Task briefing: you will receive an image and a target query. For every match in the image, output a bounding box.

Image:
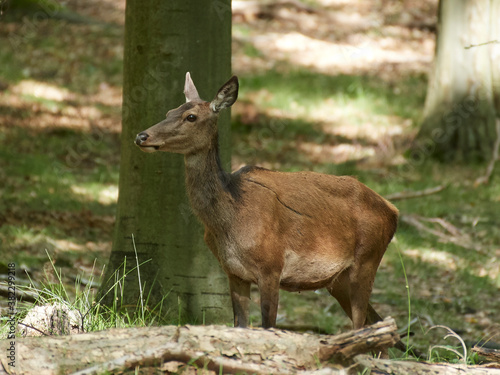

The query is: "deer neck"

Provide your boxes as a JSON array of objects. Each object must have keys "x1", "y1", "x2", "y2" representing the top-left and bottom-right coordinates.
[{"x1": 184, "y1": 138, "x2": 234, "y2": 228}]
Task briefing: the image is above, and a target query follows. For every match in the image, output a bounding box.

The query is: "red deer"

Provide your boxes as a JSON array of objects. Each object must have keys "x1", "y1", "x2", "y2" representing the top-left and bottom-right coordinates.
[{"x1": 136, "y1": 73, "x2": 411, "y2": 353}]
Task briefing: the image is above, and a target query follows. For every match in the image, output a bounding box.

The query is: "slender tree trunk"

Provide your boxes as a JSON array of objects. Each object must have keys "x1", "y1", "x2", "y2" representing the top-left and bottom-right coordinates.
[
  {"x1": 414, "y1": 0, "x2": 497, "y2": 162},
  {"x1": 99, "y1": 0, "x2": 233, "y2": 324},
  {"x1": 491, "y1": 0, "x2": 500, "y2": 114}
]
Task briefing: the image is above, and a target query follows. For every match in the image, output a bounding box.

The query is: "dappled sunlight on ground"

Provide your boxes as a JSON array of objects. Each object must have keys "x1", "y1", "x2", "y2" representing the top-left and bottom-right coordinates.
[
  {"x1": 233, "y1": 0, "x2": 436, "y2": 77},
  {"x1": 232, "y1": 0, "x2": 435, "y2": 168},
  {"x1": 0, "y1": 80, "x2": 122, "y2": 133},
  {"x1": 297, "y1": 141, "x2": 376, "y2": 164},
  {"x1": 12, "y1": 80, "x2": 72, "y2": 102},
  {"x1": 248, "y1": 29, "x2": 433, "y2": 76},
  {"x1": 404, "y1": 248, "x2": 459, "y2": 271},
  {"x1": 65, "y1": 0, "x2": 125, "y2": 25},
  {"x1": 71, "y1": 184, "x2": 119, "y2": 205}
]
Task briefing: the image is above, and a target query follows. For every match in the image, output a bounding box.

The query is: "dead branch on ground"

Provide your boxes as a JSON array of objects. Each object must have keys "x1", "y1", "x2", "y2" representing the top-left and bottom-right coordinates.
[
  {"x1": 385, "y1": 185, "x2": 447, "y2": 201},
  {"x1": 400, "y1": 214, "x2": 482, "y2": 252},
  {"x1": 355, "y1": 355, "x2": 500, "y2": 374},
  {"x1": 0, "y1": 284, "x2": 38, "y2": 303},
  {"x1": 0, "y1": 318, "x2": 399, "y2": 375},
  {"x1": 472, "y1": 346, "x2": 500, "y2": 367}
]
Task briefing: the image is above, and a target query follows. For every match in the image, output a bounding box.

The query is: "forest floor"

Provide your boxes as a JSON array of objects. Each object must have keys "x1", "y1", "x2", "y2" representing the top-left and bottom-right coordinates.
[{"x1": 0, "y1": 0, "x2": 499, "y2": 362}]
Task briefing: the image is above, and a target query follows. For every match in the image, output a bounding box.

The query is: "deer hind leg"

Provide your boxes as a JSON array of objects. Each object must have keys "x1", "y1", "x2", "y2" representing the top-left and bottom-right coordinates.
[
  {"x1": 366, "y1": 303, "x2": 384, "y2": 324},
  {"x1": 348, "y1": 260, "x2": 380, "y2": 329},
  {"x1": 326, "y1": 272, "x2": 353, "y2": 321},
  {"x1": 328, "y1": 266, "x2": 393, "y2": 359},
  {"x1": 229, "y1": 275, "x2": 251, "y2": 328},
  {"x1": 327, "y1": 263, "x2": 379, "y2": 330}
]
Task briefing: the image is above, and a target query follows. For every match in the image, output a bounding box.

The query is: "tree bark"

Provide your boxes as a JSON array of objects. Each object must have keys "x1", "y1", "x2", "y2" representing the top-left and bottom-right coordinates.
[
  {"x1": 98, "y1": 0, "x2": 233, "y2": 324},
  {"x1": 490, "y1": 0, "x2": 500, "y2": 114},
  {"x1": 414, "y1": 0, "x2": 497, "y2": 162},
  {"x1": 0, "y1": 319, "x2": 400, "y2": 375}
]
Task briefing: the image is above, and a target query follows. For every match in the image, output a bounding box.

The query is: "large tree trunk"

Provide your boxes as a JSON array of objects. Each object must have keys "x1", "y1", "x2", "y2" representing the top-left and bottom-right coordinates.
[
  {"x1": 414, "y1": 0, "x2": 498, "y2": 162},
  {"x1": 99, "y1": 0, "x2": 233, "y2": 324}
]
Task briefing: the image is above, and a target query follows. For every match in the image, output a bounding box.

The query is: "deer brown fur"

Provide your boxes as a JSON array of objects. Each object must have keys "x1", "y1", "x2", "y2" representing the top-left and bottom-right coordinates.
[{"x1": 135, "y1": 73, "x2": 400, "y2": 334}]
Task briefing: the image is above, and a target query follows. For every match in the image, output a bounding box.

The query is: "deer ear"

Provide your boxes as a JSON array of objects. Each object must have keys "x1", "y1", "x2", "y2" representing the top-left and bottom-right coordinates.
[
  {"x1": 210, "y1": 76, "x2": 239, "y2": 113},
  {"x1": 184, "y1": 72, "x2": 201, "y2": 102}
]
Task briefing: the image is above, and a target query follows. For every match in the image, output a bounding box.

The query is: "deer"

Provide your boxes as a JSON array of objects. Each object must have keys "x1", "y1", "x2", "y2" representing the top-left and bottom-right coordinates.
[{"x1": 135, "y1": 72, "x2": 415, "y2": 355}]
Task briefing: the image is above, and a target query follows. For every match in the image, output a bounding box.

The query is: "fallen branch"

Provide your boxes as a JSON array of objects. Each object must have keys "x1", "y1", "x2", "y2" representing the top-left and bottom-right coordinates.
[
  {"x1": 0, "y1": 284, "x2": 38, "y2": 303},
  {"x1": 0, "y1": 318, "x2": 399, "y2": 375},
  {"x1": 400, "y1": 214, "x2": 481, "y2": 251},
  {"x1": 472, "y1": 346, "x2": 500, "y2": 366},
  {"x1": 355, "y1": 355, "x2": 500, "y2": 374},
  {"x1": 385, "y1": 185, "x2": 447, "y2": 201}
]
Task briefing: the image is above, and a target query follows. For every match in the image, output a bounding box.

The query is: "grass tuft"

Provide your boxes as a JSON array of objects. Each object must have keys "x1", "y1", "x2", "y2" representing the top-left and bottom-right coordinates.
[{"x1": 0, "y1": 252, "x2": 170, "y2": 338}]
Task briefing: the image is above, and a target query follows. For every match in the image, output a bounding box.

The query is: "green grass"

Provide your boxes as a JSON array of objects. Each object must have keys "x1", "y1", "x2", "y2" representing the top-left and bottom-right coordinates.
[
  {"x1": 0, "y1": 252, "x2": 171, "y2": 339},
  {"x1": 238, "y1": 69, "x2": 426, "y2": 123}
]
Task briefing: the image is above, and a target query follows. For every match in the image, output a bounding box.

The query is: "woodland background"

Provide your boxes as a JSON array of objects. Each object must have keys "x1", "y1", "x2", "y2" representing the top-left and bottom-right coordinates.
[{"x1": 0, "y1": 0, "x2": 499, "y2": 363}]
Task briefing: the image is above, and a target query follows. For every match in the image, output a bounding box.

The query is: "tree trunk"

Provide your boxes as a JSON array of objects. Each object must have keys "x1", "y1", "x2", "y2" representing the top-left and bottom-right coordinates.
[
  {"x1": 99, "y1": 0, "x2": 233, "y2": 324},
  {"x1": 414, "y1": 0, "x2": 497, "y2": 162},
  {"x1": 491, "y1": 0, "x2": 500, "y2": 114}
]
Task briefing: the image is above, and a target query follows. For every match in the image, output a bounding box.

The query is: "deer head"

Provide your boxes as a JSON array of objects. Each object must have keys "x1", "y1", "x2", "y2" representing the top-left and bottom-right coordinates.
[{"x1": 135, "y1": 72, "x2": 238, "y2": 155}]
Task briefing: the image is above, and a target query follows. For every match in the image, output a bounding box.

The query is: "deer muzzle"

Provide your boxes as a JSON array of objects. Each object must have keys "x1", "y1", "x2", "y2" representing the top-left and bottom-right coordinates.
[{"x1": 135, "y1": 132, "x2": 160, "y2": 153}]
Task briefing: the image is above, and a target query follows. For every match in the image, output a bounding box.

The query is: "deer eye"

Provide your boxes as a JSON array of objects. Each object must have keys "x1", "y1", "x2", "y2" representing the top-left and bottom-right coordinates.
[{"x1": 186, "y1": 114, "x2": 197, "y2": 122}]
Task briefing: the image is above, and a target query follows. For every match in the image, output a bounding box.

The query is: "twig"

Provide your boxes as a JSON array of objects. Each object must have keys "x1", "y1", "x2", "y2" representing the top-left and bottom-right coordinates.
[
  {"x1": 17, "y1": 322, "x2": 50, "y2": 337},
  {"x1": 475, "y1": 118, "x2": 500, "y2": 186},
  {"x1": 400, "y1": 214, "x2": 482, "y2": 252},
  {"x1": 0, "y1": 284, "x2": 39, "y2": 303},
  {"x1": 421, "y1": 217, "x2": 462, "y2": 237},
  {"x1": 464, "y1": 40, "x2": 500, "y2": 49},
  {"x1": 385, "y1": 185, "x2": 447, "y2": 201}
]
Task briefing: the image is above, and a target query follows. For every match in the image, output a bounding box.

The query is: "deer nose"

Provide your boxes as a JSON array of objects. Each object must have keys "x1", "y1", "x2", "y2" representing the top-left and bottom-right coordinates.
[{"x1": 135, "y1": 132, "x2": 149, "y2": 145}]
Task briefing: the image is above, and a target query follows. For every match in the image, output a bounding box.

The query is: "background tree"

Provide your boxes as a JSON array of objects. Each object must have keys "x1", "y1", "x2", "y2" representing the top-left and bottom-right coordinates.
[
  {"x1": 415, "y1": 0, "x2": 499, "y2": 162},
  {"x1": 99, "y1": 0, "x2": 233, "y2": 324},
  {"x1": 491, "y1": 1, "x2": 500, "y2": 114}
]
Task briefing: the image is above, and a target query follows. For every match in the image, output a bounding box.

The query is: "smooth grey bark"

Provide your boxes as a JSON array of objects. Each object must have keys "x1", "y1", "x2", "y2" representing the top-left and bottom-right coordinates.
[
  {"x1": 99, "y1": 0, "x2": 233, "y2": 324},
  {"x1": 414, "y1": 0, "x2": 498, "y2": 162},
  {"x1": 491, "y1": 1, "x2": 500, "y2": 113}
]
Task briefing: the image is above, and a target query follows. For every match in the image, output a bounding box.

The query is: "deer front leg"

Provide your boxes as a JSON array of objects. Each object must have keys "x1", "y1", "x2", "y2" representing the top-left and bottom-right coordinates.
[
  {"x1": 229, "y1": 275, "x2": 251, "y2": 328},
  {"x1": 258, "y1": 274, "x2": 281, "y2": 328}
]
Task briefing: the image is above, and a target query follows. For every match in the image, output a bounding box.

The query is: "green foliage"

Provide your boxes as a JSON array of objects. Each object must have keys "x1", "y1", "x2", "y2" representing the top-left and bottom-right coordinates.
[
  {"x1": 6, "y1": 0, "x2": 64, "y2": 13},
  {"x1": 0, "y1": 251, "x2": 171, "y2": 339},
  {"x1": 239, "y1": 69, "x2": 426, "y2": 122}
]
